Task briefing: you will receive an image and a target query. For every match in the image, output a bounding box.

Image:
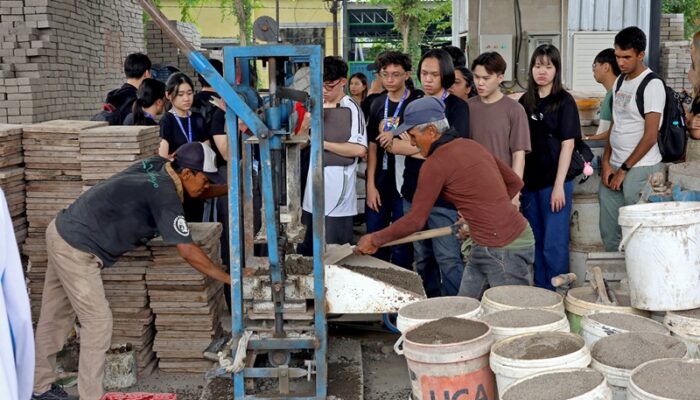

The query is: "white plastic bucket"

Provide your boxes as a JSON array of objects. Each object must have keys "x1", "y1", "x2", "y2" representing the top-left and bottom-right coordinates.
[
  {"x1": 571, "y1": 195, "x2": 604, "y2": 247},
  {"x1": 395, "y1": 317, "x2": 496, "y2": 400},
  {"x1": 501, "y1": 368, "x2": 612, "y2": 400},
  {"x1": 618, "y1": 202, "x2": 700, "y2": 311},
  {"x1": 480, "y1": 308, "x2": 569, "y2": 342},
  {"x1": 581, "y1": 311, "x2": 669, "y2": 347},
  {"x1": 481, "y1": 285, "x2": 564, "y2": 315},
  {"x1": 589, "y1": 333, "x2": 687, "y2": 400},
  {"x1": 664, "y1": 308, "x2": 700, "y2": 358},
  {"x1": 396, "y1": 296, "x2": 482, "y2": 333},
  {"x1": 627, "y1": 358, "x2": 700, "y2": 400},
  {"x1": 489, "y1": 332, "x2": 591, "y2": 396},
  {"x1": 565, "y1": 287, "x2": 649, "y2": 334}
]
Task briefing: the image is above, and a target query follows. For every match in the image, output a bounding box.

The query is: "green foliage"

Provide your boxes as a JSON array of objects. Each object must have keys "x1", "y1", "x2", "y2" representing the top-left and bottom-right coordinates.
[
  {"x1": 369, "y1": 0, "x2": 451, "y2": 65},
  {"x1": 218, "y1": 0, "x2": 259, "y2": 44},
  {"x1": 663, "y1": 0, "x2": 700, "y2": 38}
]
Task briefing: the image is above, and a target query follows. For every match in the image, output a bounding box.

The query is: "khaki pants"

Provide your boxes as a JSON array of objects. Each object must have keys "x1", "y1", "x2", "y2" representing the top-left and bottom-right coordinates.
[{"x1": 34, "y1": 219, "x2": 111, "y2": 400}]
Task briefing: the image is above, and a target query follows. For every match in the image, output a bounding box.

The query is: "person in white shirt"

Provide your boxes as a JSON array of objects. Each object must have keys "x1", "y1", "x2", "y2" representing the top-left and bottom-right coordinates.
[
  {"x1": 298, "y1": 56, "x2": 368, "y2": 254},
  {"x1": 0, "y1": 187, "x2": 34, "y2": 400},
  {"x1": 599, "y1": 26, "x2": 665, "y2": 251}
]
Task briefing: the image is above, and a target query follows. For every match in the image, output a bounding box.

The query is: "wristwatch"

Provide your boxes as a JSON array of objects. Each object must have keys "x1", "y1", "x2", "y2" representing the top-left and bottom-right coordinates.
[{"x1": 620, "y1": 162, "x2": 631, "y2": 172}]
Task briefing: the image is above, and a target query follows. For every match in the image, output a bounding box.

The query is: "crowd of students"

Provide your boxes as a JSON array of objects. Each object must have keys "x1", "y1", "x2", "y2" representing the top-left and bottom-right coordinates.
[{"x1": 97, "y1": 25, "x2": 700, "y2": 301}]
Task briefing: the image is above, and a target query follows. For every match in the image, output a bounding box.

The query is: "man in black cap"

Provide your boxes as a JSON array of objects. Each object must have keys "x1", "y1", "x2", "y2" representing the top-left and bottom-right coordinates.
[
  {"x1": 356, "y1": 97, "x2": 535, "y2": 299},
  {"x1": 32, "y1": 142, "x2": 229, "y2": 400}
]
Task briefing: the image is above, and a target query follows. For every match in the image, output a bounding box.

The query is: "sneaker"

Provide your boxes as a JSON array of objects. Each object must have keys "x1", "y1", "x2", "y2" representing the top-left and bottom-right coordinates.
[{"x1": 31, "y1": 384, "x2": 78, "y2": 400}]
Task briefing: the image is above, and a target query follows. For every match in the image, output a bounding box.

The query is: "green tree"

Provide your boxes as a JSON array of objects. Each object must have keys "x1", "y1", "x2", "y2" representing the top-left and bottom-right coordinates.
[
  {"x1": 663, "y1": 0, "x2": 700, "y2": 39},
  {"x1": 371, "y1": 0, "x2": 451, "y2": 63},
  {"x1": 218, "y1": 0, "x2": 257, "y2": 46}
]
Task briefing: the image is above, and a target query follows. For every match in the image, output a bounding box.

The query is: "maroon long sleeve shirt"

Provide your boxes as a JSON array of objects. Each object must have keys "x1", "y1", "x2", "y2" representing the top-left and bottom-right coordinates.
[{"x1": 372, "y1": 138, "x2": 527, "y2": 248}]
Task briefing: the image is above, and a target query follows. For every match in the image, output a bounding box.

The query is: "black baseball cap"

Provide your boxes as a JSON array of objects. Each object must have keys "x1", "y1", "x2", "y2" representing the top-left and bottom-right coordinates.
[{"x1": 174, "y1": 142, "x2": 219, "y2": 180}]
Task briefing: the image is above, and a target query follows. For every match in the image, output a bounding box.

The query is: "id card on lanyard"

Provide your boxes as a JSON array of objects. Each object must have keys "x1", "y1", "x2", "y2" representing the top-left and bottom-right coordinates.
[
  {"x1": 170, "y1": 109, "x2": 193, "y2": 143},
  {"x1": 382, "y1": 88, "x2": 409, "y2": 170}
]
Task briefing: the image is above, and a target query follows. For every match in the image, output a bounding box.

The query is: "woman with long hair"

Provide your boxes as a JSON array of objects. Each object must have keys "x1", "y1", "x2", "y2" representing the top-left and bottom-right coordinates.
[
  {"x1": 124, "y1": 78, "x2": 166, "y2": 126},
  {"x1": 518, "y1": 44, "x2": 580, "y2": 290},
  {"x1": 348, "y1": 72, "x2": 368, "y2": 104}
]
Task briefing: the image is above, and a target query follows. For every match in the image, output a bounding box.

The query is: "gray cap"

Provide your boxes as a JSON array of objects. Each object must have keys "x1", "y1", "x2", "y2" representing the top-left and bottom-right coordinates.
[{"x1": 394, "y1": 96, "x2": 446, "y2": 134}]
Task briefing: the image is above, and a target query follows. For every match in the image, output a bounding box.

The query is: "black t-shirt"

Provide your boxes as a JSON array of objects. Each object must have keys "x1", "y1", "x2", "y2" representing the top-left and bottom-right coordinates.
[
  {"x1": 520, "y1": 91, "x2": 581, "y2": 191},
  {"x1": 123, "y1": 113, "x2": 158, "y2": 126},
  {"x1": 192, "y1": 91, "x2": 220, "y2": 131},
  {"x1": 367, "y1": 89, "x2": 424, "y2": 199},
  {"x1": 209, "y1": 108, "x2": 227, "y2": 167},
  {"x1": 402, "y1": 94, "x2": 470, "y2": 204},
  {"x1": 692, "y1": 94, "x2": 700, "y2": 115},
  {"x1": 55, "y1": 157, "x2": 192, "y2": 266},
  {"x1": 361, "y1": 91, "x2": 386, "y2": 121},
  {"x1": 159, "y1": 111, "x2": 211, "y2": 153}
]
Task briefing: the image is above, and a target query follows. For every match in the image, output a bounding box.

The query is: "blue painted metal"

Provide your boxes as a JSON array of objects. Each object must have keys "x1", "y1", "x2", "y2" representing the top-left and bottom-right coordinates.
[{"x1": 214, "y1": 44, "x2": 327, "y2": 399}]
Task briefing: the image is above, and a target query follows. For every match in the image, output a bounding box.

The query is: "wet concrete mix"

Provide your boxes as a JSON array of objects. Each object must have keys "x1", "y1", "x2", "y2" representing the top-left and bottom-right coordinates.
[
  {"x1": 487, "y1": 286, "x2": 561, "y2": 308},
  {"x1": 502, "y1": 369, "x2": 604, "y2": 400},
  {"x1": 405, "y1": 317, "x2": 489, "y2": 345},
  {"x1": 341, "y1": 265, "x2": 424, "y2": 295},
  {"x1": 591, "y1": 332, "x2": 686, "y2": 370},
  {"x1": 399, "y1": 297, "x2": 480, "y2": 320},
  {"x1": 588, "y1": 312, "x2": 667, "y2": 334},
  {"x1": 633, "y1": 359, "x2": 700, "y2": 400},
  {"x1": 494, "y1": 333, "x2": 582, "y2": 360},
  {"x1": 482, "y1": 309, "x2": 562, "y2": 328}
]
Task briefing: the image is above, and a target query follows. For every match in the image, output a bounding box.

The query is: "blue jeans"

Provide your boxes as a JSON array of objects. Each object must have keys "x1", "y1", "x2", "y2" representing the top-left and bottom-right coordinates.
[
  {"x1": 458, "y1": 244, "x2": 534, "y2": 298},
  {"x1": 404, "y1": 200, "x2": 464, "y2": 297},
  {"x1": 365, "y1": 195, "x2": 413, "y2": 269},
  {"x1": 521, "y1": 181, "x2": 574, "y2": 290}
]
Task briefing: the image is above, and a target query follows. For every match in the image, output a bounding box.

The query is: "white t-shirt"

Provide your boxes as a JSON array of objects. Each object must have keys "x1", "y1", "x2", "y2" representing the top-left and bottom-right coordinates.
[
  {"x1": 610, "y1": 68, "x2": 664, "y2": 167},
  {"x1": 303, "y1": 96, "x2": 368, "y2": 217}
]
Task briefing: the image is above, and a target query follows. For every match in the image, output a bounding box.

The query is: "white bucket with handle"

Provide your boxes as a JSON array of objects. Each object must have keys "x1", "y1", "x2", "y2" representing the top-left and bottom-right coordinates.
[{"x1": 618, "y1": 202, "x2": 700, "y2": 311}]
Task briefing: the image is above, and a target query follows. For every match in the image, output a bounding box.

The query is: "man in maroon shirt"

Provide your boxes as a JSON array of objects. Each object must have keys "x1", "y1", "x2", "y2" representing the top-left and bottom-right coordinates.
[{"x1": 356, "y1": 97, "x2": 535, "y2": 298}]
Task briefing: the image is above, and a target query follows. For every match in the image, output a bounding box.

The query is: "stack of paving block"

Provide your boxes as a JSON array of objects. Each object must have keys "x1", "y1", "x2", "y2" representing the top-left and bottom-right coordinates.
[
  {"x1": 79, "y1": 125, "x2": 160, "y2": 189},
  {"x1": 146, "y1": 20, "x2": 206, "y2": 87},
  {"x1": 103, "y1": 246, "x2": 158, "y2": 377},
  {"x1": 0, "y1": 124, "x2": 26, "y2": 247},
  {"x1": 147, "y1": 223, "x2": 226, "y2": 373},
  {"x1": 21, "y1": 120, "x2": 107, "y2": 319},
  {"x1": 660, "y1": 14, "x2": 691, "y2": 92}
]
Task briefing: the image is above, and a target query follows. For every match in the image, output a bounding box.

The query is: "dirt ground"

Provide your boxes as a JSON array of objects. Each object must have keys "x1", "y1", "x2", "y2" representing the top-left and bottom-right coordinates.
[{"x1": 65, "y1": 324, "x2": 411, "y2": 399}]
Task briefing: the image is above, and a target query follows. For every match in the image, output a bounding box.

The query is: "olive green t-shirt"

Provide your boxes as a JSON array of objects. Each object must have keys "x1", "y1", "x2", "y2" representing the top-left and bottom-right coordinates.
[{"x1": 600, "y1": 90, "x2": 613, "y2": 122}]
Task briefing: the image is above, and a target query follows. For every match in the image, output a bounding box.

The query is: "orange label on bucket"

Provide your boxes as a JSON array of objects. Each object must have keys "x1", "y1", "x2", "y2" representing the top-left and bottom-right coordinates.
[{"x1": 419, "y1": 365, "x2": 496, "y2": 400}]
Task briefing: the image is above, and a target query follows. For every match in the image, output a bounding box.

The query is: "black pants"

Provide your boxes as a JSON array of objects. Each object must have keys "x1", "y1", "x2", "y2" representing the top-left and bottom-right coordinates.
[{"x1": 297, "y1": 211, "x2": 353, "y2": 256}]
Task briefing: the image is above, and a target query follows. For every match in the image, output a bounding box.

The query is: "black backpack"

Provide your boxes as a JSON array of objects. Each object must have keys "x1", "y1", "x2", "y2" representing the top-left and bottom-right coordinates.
[
  {"x1": 91, "y1": 100, "x2": 134, "y2": 126},
  {"x1": 614, "y1": 72, "x2": 687, "y2": 162}
]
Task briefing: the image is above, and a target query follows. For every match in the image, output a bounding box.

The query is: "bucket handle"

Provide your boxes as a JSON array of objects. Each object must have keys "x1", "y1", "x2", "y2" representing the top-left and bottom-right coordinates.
[
  {"x1": 618, "y1": 222, "x2": 642, "y2": 252},
  {"x1": 393, "y1": 334, "x2": 405, "y2": 356}
]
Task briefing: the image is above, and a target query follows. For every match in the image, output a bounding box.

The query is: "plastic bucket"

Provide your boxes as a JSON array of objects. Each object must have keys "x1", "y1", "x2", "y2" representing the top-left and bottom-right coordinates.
[
  {"x1": 581, "y1": 311, "x2": 669, "y2": 347},
  {"x1": 571, "y1": 195, "x2": 605, "y2": 247},
  {"x1": 590, "y1": 333, "x2": 687, "y2": 400},
  {"x1": 565, "y1": 287, "x2": 648, "y2": 334},
  {"x1": 618, "y1": 202, "x2": 700, "y2": 311},
  {"x1": 627, "y1": 358, "x2": 700, "y2": 400},
  {"x1": 501, "y1": 368, "x2": 612, "y2": 400},
  {"x1": 481, "y1": 285, "x2": 564, "y2": 315},
  {"x1": 664, "y1": 308, "x2": 700, "y2": 358},
  {"x1": 490, "y1": 332, "x2": 591, "y2": 396},
  {"x1": 480, "y1": 308, "x2": 570, "y2": 342},
  {"x1": 395, "y1": 317, "x2": 496, "y2": 400},
  {"x1": 396, "y1": 296, "x2": 482, "y2": 333}
]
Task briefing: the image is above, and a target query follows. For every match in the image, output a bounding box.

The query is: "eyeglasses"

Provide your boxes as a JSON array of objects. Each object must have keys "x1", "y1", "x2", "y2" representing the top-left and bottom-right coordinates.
[
  {"x1": 323, "y1": 79, "x2": 342, "y2": 91},
  {"x1": 380, "y1": 71, "x2": 405, "y2": 80}
]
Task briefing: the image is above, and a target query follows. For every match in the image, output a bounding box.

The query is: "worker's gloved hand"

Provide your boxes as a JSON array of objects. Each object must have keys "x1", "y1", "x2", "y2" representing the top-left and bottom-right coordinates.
[{"x1": 355, "y1": 234, "x2": 379, "y2": 255}]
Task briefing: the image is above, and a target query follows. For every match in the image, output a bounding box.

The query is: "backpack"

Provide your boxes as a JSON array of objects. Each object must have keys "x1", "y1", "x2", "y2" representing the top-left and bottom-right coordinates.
[
  {"x1": 567, "y1": 137, "x2": 595, "y2": 181},
  {"x1": 614, "y1": 72, "x2": 687, "y2": 162},
  {"x1": 91, "y1": 100, "x2": 134, "y2": 125}
]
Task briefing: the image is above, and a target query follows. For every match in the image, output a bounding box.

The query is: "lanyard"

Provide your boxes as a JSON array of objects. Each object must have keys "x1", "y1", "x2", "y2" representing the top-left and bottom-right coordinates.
[
  {"x1": 383, "y1": 88, "x2": 409, "y2": 131},
  {"x1": 441, "y1": 90, "x2": 449, "y2": 104},
  {"x1": 170, "y1": 109, "x2": 192, "y2": 143}
]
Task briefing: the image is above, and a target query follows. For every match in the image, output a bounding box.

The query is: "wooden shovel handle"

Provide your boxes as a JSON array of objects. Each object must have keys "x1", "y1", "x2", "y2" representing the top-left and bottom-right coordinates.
[{"x1": 381, "y1": 224, "x2": 469, "y2": 247}]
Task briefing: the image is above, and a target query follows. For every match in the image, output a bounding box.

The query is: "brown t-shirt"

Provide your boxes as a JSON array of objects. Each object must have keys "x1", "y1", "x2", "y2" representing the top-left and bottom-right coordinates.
[
  {"x1": 372, "y1": 138, "x2": 527, "y2": 248},
  {"x1": 467, "y1": 95, "x2": 531, "y2": 166}
]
